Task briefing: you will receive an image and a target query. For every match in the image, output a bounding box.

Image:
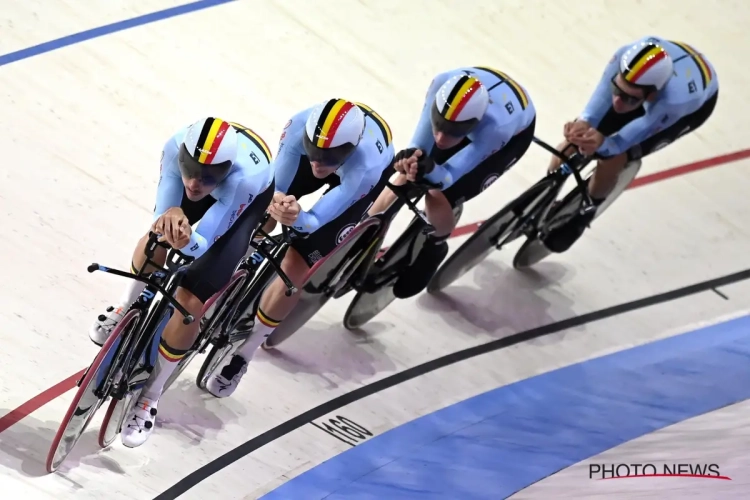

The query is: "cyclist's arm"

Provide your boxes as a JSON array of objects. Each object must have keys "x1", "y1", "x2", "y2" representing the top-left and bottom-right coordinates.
[
  {"x1": 153, "y1": 138, "x2": 185, "y2": 221},
  {"x1": 596, "y1": 100, "x2": 680, "y2": 157},
  {"x1": 272, "y1": 115, "x2": 307, "y2": 194},
  {"x1": 180, "y1": 175, "x2": 264, "y2": 258},
  {"x1": 292, "y1": 167, "x2": 373, "y2": 233},
  {"x1": 424, "y1": 124, "x2": 513, "y2": 189},
  {"x1": 579, "y1": 47, "x2": 627, "y2": 127}
]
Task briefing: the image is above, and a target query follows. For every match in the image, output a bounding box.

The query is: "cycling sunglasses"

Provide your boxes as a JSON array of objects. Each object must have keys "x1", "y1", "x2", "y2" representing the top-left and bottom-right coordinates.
[
  {"x1": 178, "y1": 144, "x2": 232, "y2": 186},
  {"x1": 610, "y1": 75, "x2": 646, "y2": 106}
]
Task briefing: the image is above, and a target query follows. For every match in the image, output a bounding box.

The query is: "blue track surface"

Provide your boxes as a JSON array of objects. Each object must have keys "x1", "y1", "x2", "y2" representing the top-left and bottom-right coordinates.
[{"x1": 262, "y1": 315, "x2": 750, "y2": 499}]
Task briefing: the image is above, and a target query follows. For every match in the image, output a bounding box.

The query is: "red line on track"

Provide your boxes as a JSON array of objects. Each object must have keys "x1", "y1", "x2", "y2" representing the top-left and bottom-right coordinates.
[
  {"x1": 627, "y1": 148, "x2": 750, "y2": 189},
  {"x1": 447, "y1": 148, "x2": 749, "y2": 239},
  {"x1": 0, "y1": 148, "x2": 746, "y2": 434},
  {"x1": 600, "y1": 473, "x2": 732, "y2": 480},
  {"x1": 0, "y1": 370, "x2": 84, "y2": 433}
]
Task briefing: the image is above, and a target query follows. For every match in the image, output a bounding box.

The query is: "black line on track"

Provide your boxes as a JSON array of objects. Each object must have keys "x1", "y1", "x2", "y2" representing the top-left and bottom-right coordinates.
[
  {"x1": 153, "y1": 267, "x2": 750, "y2": 500},
  {"x1": 712, "y1": 287, "x2": 730, "y2": 300}
]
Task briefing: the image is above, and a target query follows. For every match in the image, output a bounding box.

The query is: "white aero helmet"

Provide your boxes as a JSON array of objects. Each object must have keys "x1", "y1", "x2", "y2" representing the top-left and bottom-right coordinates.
[
  {"x1": 179, "y1": 117, "x2": 238, "y2": 184},
  {"x1": 619, "y1": 40, "x2": 674, "y2": 92},
  {"x1": 431, "y1": 73, "x2": 489, "y2": 137},
  {"x1": 303, "y1": 99, "x2": 365, "y2": 166}
]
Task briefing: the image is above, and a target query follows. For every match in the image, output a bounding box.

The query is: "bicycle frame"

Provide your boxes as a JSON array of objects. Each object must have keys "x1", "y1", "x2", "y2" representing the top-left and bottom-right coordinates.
[
  {"x1": 85, "y1": 221, "x2": 299, "y2": 397},
  {"x1": 532, "y1": 137, "x2": 596, "y2": 213},
  {"x1": 214, "y1": 222, "x2": 299, "y2": 339},
  {"x1": 347, "y1": 179, "x2": 441, "y2": 293},
  {"x1": 477, "y1": 138, "x2": 596, "y2": 247},
  {"x1": 86, "y1": 233, "x2": 195, "y2": 399}
]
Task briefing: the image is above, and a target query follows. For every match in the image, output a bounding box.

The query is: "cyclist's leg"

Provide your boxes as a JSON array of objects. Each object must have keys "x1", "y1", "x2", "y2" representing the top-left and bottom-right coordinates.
[
  {"x1": 89, "y1": 191, "x2": 217, "y2": 345},
  {"x1": 120, "y1": 183, "x2": 273, "y2": 447},
  {"x1": 204, "y1": 245, "x2": 311, "y2": 397},
  {"x1": 394, "y1": 119, "x2": 536, "y2": 298},
  {"x1": 207, "y1": 170, "x2": 391, "y2": 397},
  {"x1": 220, "y1": 159, "x2": 333, "y2": 335},
  {"x1": 629, "y1": 90, "x2": 717, "y2": 162}
]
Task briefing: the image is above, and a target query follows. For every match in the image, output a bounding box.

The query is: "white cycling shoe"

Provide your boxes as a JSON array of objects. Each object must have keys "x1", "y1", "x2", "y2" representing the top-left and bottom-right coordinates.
[
  {"x1": 206, "y1": 354, "x2": 249, "y2": 398},
  {"x1": 89, "y1": 305, "x2": 127, "y2": 346},
  {"x1": 121, "y1": 395, "x2": 158, "y2": 448}
]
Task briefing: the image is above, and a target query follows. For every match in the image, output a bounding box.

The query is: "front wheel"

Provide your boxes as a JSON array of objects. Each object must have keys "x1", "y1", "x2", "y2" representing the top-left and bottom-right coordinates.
[
  {"x1": 427, "y1": 178, "x2": 559, "y2": 293},
  {"x1": 513, "y1": 159, "x2": 643, "y2": 269},
  {"x1": 512, "y1": 238, "x2": 553, "y2": 269},
  {"x1": 46, "y1": 309, "x2": 141, "y2": 473},
  {"x1": 265, "y1": 218, "x2": 381, "y2": 347},
  {"x1": 343, "y1": 284, "x2": 397, "y2": 331},
  {"x1": 261, "y1": 290, "x2": 331, "y2": 349},
  {"x1": 98, "y1": 388, "x2": 141, "y2": 448}
]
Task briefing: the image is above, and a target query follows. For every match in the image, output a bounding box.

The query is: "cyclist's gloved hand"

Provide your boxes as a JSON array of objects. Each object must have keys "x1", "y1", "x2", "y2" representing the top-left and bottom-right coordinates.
[
  {"x1": 412, "y1": 152, "x2": 435, "y2": 183},
  {"x1": 393, "y1": 148, "x2": 418, "y2": 176},
  {"x1": 394, "y1": 147, "x2": 418, "y2": 163}
]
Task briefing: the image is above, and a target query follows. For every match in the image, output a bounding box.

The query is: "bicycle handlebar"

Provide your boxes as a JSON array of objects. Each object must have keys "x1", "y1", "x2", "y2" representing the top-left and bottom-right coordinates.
[
  {"x1": 246, "y1": 215, "x2": 300, "y2": 297},
  {"x1": 145, "y1": 232, "x2": 194, "y2": 266},
  {"x1": 532, "y1": 136, "x2": 587, "y2": 169},
  {"x1": 252, "y1": 224, "x2": 299, "y2": 297},
  {"x1": 87, "y1": 260, "x2": 196, "y2": 324},
  {"x1": 532, "y1": 136, "x2": 595, "y2": 209},
  {"x1": 87, "y1": 232, "x2": 199, "y2": 324},
  {"x1": 385, "y1": 179, "x2": 442, "y2": 227}
]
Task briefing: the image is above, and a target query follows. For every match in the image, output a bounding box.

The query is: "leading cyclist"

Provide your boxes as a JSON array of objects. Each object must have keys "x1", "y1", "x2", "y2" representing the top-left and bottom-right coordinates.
[{"x1": 89, "y1": 118, "x2": 276, "y2": 447}]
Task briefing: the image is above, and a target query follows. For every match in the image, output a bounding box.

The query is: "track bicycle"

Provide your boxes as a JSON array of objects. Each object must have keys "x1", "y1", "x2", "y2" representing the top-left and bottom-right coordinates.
[
  {"x1": 189, "y1": 220, "x2": 301, "y2": 389},
  {"x1": 426, "y1": 137, "x2": 642, "y2": 293},
  {"x1": 45, "y1": 220, "x2": 297, "y2": 472},
  {"x1": 256, "y1": 179, "x2": 443, "y2": 346}
]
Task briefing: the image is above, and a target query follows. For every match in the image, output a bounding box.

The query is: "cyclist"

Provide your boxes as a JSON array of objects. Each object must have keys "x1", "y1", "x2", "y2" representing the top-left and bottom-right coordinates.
[
  {"x1": 367, "y1": 67, "x2": 537, "y2": 297},
  {"x1": 543, "y1": 36, "x2": 719, "y2": 253},
  {"x1": 205, "y1": 98, "x2": 395, "y2": 397},
  {"x1": 88, "y1": 117, "x2": 276, "y2": 447}
]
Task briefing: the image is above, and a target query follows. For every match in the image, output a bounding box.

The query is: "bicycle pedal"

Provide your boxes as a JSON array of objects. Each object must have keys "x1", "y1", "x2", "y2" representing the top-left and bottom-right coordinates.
[
  {"x1": 228, "y1": 331, "x2": 251, "y2": 344},
  {"x1": 580, "y1": 205, "x2": 597, "y2": 217},
  {"x1": 129, "y1": 369, "x2": 151, "y2": 387}
]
